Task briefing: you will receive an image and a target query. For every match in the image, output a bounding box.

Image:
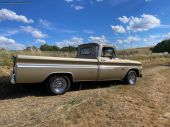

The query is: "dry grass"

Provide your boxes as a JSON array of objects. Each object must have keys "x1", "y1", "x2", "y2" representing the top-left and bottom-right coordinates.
[
  {"x1": 118, "y1": 46, "x2": 153, "y2": 55},
  {"x1": 128, "y1": 54, "x2": 170, "y2": 67},
  {"x1": 0, "y1": 50, "x2": 170, "y2": 127},
  {"x1": 0, "y1": 50, "x2": 76, "y2": 67},
  {"x1": 0, "y1": 49, "x2": 169, "y2": 68},
  {"x1": 0, "y1": 65, "x2": 169, "y2": 127}
]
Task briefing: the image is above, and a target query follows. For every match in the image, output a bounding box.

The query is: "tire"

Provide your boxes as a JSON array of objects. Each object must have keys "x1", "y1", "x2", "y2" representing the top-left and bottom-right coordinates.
[
  {"x1": 46, "y1": 75, "x2": 71, "y2": 95},
  {"x1": 124, "y1": 70, "x2": 137, "y2": 85}
]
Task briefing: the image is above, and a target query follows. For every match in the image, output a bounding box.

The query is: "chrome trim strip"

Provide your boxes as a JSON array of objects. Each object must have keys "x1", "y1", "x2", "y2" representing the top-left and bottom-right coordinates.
[
  {"x1": 99, "y1": 65, "x2": 126, "y2": 69},
  {"x1": 17, "y1": 63, "x2": 98, "y2": 69}
]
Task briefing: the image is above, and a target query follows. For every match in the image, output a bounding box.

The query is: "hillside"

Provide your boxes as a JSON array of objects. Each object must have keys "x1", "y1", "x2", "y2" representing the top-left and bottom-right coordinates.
[{"x1": 118, "y1": 46, "x2": 154, "y2": 56}]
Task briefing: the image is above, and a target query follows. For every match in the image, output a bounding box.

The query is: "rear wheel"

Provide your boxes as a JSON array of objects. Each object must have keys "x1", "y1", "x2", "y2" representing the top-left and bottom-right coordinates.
[
  {"x1": 46, "y1": 75, "x2": 71, "y2": 95},
  {"x1": 124, "y1": 70, "x2": 137, "y2": 85}
]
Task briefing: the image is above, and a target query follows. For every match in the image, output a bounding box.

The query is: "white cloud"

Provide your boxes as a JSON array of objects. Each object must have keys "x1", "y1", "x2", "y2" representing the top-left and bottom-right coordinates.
[
  {"x1": 162, "y1": 32, "x2": 170, "y2": 40},
  {"x1": 149, "y1": 35, "x2": 161, "y2": 39},
  {"x1": 36, "y1": 39, "x2": 47, "y2": 45},
  {"x1": 0, "y1": 36, "x2": 15, "y2": 44},
  {"x1": 88, "y1": 35, "x2": 108, "y2": 44},
  {"x1": 56, "y1": 37, "x2": 84, "y2": 48},
  {"x1": 145, "y1": 0, "x2": 151, "y2": 2},
  {"x1": 83, "y1": 29, "x2": 94, "y2": 34},
  {"x1": 65, "y1": 0, "x2": 74, "y2": 3},
  {"x1": 65, "y1": 0, "x2": 103, "y2": 10},
  {"x1": 118, "y1": 16, "x2": 130, "y2": 24},
  {"x1": 96, "y1": 0, "x2": 104, "y2": 2},
  {"x1": 109, "y1": 0, "x2": 129, "y2": 6},
  {"x1": 71, "y1": 5, "x2": 84, "y2": 10},
  {"x1": 39, "y1": 19, "x2": 54, "y2": 30},
  {"x1": 0, "y1": 36, "x2": 25, "y2": 50},
  {"x1": 115, "y1": 14, "x2": 161, "y2": 33},
  {"x1": 111, "y1": 25, "x2": 126, "y2": 33},
  {"x1": 21, "y1": 26, "x2": 47, "y2": 38},
  {"x1": 117, "y1": 36, "x2": 141, "y2": 44},
  {"x1": 127, "y1": 14, "x2": 160, "y2": 32},
  {"x1": 143, "y1": 35, "x2": 163, "y2": 45},
  {"x1": 0, "y1": 29, "x2": 19, "y2": 37},
  {"x1": 0, "y1": 8, "x2": 33, "y2": 23},
  {"x1": 116, "y1": 32, "x2": 170, "y2": 46},
  {"x1": 144, "y1": 32, "x2": 170, "y2": 43},
  {"x1": 61, "y1": 29, "x2": 77, "y2": 33}
]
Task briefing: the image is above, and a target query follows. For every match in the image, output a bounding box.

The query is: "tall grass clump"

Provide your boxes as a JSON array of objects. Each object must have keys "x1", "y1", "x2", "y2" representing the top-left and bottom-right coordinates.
[
  {"x1": 0, "y1": 50, "x2": 12, "y2": 67},
  {"x1": 0, "y1": 50, "x2": 76, "y2": 67}
]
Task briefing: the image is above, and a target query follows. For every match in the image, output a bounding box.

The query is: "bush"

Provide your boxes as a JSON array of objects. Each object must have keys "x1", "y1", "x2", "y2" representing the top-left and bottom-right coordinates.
[
  {"x1": 40, "y1": 44, "x2": 60, "y2": 51},
  {"x1": 152, "y1": 39, "x2": 170, "y2": 53},
  {"x1": 0, "y1": 50, "x2": 12, "y2": 67},
  {"x1": 61, "y1": 46, "x2": 76, "y2": 52},
  {"x1": 40, "y1": 44, "x2": 77, "y2": 52}
]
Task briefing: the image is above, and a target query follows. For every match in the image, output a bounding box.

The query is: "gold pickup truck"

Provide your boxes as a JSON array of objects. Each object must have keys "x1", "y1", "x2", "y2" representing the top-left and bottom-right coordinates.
[{"x1": 11, "y1": 43, "x2": 142, "y2": 95}]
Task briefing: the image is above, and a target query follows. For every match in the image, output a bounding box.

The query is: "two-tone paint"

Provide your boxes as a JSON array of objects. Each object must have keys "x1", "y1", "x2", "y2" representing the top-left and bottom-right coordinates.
[
  {"x1": 12, "y1": 55, "x2": 142, "y2": 84},
  {"x1": 11, "y1": 43, "x2": 142, "y2": 84}
]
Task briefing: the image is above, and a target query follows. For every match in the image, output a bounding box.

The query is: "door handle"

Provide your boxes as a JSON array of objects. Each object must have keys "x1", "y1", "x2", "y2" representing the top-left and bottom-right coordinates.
[{"x1": 101, "y1": 60, "x2": 106, "y2": 62}]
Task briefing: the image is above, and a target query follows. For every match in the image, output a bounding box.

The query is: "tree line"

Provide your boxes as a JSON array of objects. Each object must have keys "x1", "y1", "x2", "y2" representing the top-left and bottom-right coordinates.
[
  {"x1": 25, "y1": 39, "x2": 170, "y2": 53},
  {"x1": 40, "y1": 44, "x2": 77, "y2": 52},
  {"x1": 151, "y1": 39, "x2": 170, "y2": 53}
]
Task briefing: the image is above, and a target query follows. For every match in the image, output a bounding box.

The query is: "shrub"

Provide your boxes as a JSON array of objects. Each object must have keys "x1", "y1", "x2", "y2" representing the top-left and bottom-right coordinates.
[
  {"x1": 152, "y1": 39, "x2": 170, "y2": 53},
  {"x1": 0, "y1": 50, "x2": 12, "y2": 67}
]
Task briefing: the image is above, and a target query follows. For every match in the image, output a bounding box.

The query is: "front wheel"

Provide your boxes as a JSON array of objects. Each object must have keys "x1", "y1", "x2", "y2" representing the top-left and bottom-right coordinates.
[
  {"x1": 46, "y1": 76, "x2": 71, "y2": 95},
  {"x1": 124, "y1": 70, "x2": 137, "y2": 85}
]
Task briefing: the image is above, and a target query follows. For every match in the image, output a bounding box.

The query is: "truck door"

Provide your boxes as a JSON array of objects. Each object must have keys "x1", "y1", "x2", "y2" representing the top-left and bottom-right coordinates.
[{"x1": 98, "y1": 47, "x2": 126, "y2": 80}]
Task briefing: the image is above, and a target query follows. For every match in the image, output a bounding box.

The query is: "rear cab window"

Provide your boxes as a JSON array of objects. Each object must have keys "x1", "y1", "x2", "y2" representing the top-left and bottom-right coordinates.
[
  {"x1": 77, "y1": 44, "x2": 99, "y2": 59},
  {"x1": 80, "y1": 47, "x2": 92, "y2": 55}
]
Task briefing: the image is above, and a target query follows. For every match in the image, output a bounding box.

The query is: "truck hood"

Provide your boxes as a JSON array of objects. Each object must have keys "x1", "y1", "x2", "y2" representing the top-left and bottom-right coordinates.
[{"x1": 115, "y1": 58, "x2": 142, "y2": 65}]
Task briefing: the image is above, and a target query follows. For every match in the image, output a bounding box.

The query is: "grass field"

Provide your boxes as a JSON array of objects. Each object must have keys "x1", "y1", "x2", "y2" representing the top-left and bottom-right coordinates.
[
  {"x1": 0, "y1": 48, "x2": 170, "y2": 127},
  {"x1": 0, "y1": 50, "x2": 76, "y2": 67},
  {"x1": 0, "y1": 48, "x2": 169, "y2": 67}
]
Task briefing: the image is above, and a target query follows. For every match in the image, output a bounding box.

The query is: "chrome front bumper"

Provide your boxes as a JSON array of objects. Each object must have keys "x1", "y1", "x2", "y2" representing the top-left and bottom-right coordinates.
[
  {"x1": 10, "y1": 71, "x2": 16, "y2": 84},
  {"x1": 139, "y1": 74, "x2": 142, "y2": 77}
]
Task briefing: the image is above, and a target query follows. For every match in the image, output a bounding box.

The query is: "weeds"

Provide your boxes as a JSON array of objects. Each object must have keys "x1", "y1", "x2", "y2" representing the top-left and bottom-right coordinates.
[{"x1": 0, "y1": 50, "x2": 76, "y2": 67}]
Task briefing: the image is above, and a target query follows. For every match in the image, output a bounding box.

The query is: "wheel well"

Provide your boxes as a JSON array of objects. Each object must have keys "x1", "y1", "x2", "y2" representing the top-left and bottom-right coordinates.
[
  {"x1": 123, "y1": 69, "x2": 140, "y2": 80},
  {"x1": 128, "y1": 69, "x2": 140, "y2": 77},
  {"x1": 44, "y1": 73, "x2": 73, "y2": 83}
]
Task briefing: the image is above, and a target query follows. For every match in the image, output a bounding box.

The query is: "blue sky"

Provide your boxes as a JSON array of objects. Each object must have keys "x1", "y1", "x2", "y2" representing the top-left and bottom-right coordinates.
[{"x1": 0, "y1": 0, "x2": 170, "y2": 50}]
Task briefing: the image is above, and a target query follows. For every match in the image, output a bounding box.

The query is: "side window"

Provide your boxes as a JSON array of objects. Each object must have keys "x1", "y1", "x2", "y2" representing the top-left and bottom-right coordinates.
[{"x1": 102, "y1": 47, "x2": 116, "y2": 59}]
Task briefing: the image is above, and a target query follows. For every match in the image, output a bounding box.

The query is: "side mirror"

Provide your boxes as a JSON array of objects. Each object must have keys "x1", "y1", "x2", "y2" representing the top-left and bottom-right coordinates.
[{"x1": 109, "y1": 56, "x2": 112, "y2": 59}]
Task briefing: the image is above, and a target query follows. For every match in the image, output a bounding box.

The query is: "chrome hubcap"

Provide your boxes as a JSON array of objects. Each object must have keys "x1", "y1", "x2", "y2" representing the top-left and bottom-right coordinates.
[
  {"x1": 129, "y1": 72, "x2": 136, "y2": 85},
  {"x1": 52, "y1": 77, "x2": 67, "y2": 94}
]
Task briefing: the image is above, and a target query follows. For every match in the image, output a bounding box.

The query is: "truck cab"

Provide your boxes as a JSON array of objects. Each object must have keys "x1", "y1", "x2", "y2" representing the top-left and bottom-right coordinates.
[{"x1": 77, "y1": 43, "x2": 116, "y2": 59}]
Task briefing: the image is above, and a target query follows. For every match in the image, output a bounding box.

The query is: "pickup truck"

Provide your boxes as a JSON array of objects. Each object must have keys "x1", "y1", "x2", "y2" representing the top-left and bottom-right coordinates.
[{"x1": 11, "y1": 43, "x2": 142, "y2": 95}]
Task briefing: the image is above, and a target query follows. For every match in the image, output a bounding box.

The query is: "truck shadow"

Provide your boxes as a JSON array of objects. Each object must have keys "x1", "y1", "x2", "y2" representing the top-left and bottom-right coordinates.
[{"x1": 0, "y1": 75, "x2": 122, "y2": 100}]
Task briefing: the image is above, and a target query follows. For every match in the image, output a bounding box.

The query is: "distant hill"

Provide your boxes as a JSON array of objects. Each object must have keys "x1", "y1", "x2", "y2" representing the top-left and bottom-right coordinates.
[
  {"x1": 117, "y1": 46, "x2": 153, "y2": 55},
  {"x1": 0, "y1": 48, "x2": 6, "y2": 51}
]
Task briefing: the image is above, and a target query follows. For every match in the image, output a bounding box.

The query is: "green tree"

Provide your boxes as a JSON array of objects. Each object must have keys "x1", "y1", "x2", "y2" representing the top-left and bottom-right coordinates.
[
  {"x1": 61, "y1": 46, "x2": 77, "y2": 52},
  {"x1": 40, "y1": 44, "x2": 60, "y2": 51},
  {"x1": 152, "y1": 39, "x2": 170, "y2": 53},
  {"x1": 40, "y1": 44, "x2": 76, "y2": 52}
]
